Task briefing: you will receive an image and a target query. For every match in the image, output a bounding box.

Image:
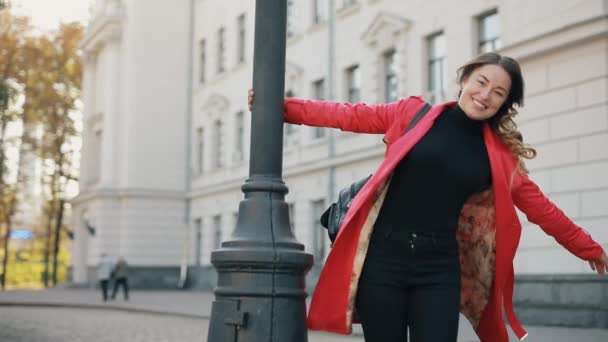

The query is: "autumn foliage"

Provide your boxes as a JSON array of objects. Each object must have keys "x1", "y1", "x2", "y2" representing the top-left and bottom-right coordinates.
[{"x1": 0, "y1": 6, "x2": 83, "y2": 289}]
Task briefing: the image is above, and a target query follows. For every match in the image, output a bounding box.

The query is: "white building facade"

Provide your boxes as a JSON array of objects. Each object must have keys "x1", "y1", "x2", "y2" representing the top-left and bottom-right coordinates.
[
  {"x1": 73, "y1": 0, "x2": 607, "y2": 326},
  {"x1": 72, "y1": 0, "x2": 192, "y2": 287}
]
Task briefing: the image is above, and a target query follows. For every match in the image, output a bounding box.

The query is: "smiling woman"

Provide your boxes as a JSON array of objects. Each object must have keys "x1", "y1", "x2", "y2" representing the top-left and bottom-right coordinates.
[
  {"x1": 10, "y1": 0, "x2": 91, "y2": 32},
  {"x1": 248, "y1": 51, "x2": 608, "y2": 342},
  {"x1": 458, "y1": 64, "x2": 511, "y2": 120}
]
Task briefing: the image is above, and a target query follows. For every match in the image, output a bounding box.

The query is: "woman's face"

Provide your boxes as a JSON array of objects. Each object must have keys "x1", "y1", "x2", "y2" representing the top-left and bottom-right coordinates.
[{"x1": 458, "y1": 64, "x2": 512, "y2": 121}]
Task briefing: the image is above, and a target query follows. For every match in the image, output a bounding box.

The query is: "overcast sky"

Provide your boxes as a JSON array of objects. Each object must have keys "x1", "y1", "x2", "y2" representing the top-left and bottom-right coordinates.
[{"x1": 11, "y1": 0, "x2": 91, "y2": 32}]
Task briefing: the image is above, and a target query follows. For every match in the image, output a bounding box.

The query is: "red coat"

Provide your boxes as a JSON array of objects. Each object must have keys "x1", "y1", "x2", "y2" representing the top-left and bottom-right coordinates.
[{"x1": 284, "y1": 96, "x2": 604, "y2": 342}]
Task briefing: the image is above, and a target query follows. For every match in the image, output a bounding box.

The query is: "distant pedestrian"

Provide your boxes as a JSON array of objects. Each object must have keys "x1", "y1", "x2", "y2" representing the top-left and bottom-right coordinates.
[
  {"x1": 96, "y1": 253, "x2": 113, "y2": 301},
  {"x1": 111, "y1": 257, "x2": 129, "y2": 301}
]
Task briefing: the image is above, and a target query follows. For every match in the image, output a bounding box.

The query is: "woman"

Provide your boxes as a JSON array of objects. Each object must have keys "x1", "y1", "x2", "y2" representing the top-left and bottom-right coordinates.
[{"x1": 248, "y1": 52, "x2": 608, "y2": 342}]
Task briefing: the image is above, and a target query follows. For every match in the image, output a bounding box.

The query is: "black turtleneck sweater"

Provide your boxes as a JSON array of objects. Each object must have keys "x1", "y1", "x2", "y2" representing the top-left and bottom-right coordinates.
[{"x1": 376, "y1": 104, "x2": 492, "y2": 233}]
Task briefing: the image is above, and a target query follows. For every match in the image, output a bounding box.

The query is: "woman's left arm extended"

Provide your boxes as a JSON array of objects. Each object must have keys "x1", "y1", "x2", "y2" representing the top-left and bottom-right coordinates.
[{"x1": 512, "y1": 172, "x2": 607, "y2": 274}]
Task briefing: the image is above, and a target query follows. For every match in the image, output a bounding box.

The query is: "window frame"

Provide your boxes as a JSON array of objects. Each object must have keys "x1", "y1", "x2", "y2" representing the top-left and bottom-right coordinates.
[
  {"x1": 383, "y1": 49, "x2": 398, "y2": 103},
  {"x1": 427, "y1": 32, "x2": 447, "y2": 103},
  {"x1": 312, "y1": 78, "x2": 327, "y2": 139},
  {"x1": 199, "y1": 39, "x2": 206, "y2": 83},
  {"x1": 237, "y1": 14, "x2": 246, "y2": 63},
  {"x1": 345, "y1": 64, "x2": 361, "y2": 103},
  {"x1": 478, "y1": 10, "x2": 501, "y2": 53},
  {"x1": 217, "y1": 27, "x2": 226, "y2": 73}
]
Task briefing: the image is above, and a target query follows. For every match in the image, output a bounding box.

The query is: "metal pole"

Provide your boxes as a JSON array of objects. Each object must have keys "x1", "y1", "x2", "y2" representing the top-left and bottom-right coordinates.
[
  {"x1": 327, "y1": 0, "x2": 336, "y2": 203},
  {"x1": 324, "y1": 0, "x2": 336, "y2": 267},
  {"x1": 207, "y1": 1, "x2": 313, "y2": 341}
]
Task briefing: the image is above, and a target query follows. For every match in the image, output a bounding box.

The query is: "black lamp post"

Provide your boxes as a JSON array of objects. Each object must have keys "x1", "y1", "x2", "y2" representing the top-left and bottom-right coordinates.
[{"x1": 206, "y1": 1, "x2": 314, "y2": 341}]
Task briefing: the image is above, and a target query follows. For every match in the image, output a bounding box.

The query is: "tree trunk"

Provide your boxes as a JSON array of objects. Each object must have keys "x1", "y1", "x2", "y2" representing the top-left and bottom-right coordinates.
[
  {"x1": 42, "y1": 198, "x2": 56, "y2": 288},
  {"x1": 51, "y1": 198, "x2": 64, "y2": 286},
  {"x1": 1, "y1": 218, "x2": 9, "y2": 290},
  {"x1": 0, "y1": 109, "x2": 7, "y2": 185},
  {"x1": 0, "y1": 111, "x2": 10, "y2": 290}
]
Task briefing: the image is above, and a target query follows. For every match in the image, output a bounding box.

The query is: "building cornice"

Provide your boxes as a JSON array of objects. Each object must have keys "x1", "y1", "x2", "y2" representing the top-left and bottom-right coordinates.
[
  {"x1": 190, "y1": 144, "x2": 385, "y2": 198},
  {"x1": 500, "y1": 14, "x2": 608, "y2": 61},
  {"x1": 361, "y1": 12, "x2": 412, "y2": 47},
  {"x1": 202, "y1": 93, "x2": 230, "y2": 118},
  {"x1": 71, "y1": 188, "x2": 187, "y2": 205},
  {"x1": 80, "y1": 12, "x2": 125, "y2": 56}
]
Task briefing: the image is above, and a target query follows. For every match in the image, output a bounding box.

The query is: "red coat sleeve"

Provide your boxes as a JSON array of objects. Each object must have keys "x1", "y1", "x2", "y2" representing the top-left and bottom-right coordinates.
[
  {"x1": 283, "y1": 97, "x2": 413, "y2": 134},
  {"x1": 512, "y1": 172, "x2": 604, "y2": 261}
]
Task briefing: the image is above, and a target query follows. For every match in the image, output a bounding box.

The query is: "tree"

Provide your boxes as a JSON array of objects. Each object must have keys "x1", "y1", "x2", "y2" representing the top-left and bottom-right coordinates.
[
  {"x1": 36, "y1": 22, "x2": 83, "y2": 286},
  {"x1": 0, "y1": 6, "x2": 30, "y2": 290},
  {"x1": 1, "y1": 7, "x2": 83, "y2": 289}
]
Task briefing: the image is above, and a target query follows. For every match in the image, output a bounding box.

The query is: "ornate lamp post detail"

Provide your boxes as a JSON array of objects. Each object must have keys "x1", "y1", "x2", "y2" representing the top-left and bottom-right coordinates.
[{"x1": 207, "y1": 1, "x2": 314, "y2": 341}]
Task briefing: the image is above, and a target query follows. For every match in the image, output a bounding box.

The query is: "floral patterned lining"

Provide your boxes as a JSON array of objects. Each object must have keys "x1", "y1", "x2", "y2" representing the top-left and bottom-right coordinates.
[{"x1": 456, "y1": 189, "x2": 497, "y2": 329}]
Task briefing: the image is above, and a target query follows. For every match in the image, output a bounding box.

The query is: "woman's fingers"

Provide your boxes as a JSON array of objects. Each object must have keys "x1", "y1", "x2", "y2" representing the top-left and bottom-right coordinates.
[
  {"x1": 248, "y1": 89, "x2": 254, "y2": 111},
  {"x1": 596, "y1": 261, "x2": 606, "y2": 275},
  {"x1": 590, "y1": 259, "x2": 607, "y2": 275},
  {"x1": 598, "y1": 252, "x2": 608, "y2": 275}
]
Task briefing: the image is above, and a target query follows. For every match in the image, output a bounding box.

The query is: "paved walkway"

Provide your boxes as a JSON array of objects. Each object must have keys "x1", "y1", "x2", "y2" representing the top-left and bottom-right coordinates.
[{"x1": 1, "y1": 288, "x2": 607, "y2": 341}]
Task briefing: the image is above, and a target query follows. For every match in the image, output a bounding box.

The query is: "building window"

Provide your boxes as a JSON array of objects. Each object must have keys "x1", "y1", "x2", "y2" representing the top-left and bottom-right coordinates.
[
  {"x1": 312, "y1": 79, "x2": 326, "y2": 139},
  {"x1": 345, "y1": 64, "x2": 361, "y2": 103},
  {"x1": 383, "y1": 49, "x2": 398, "y2": 102},
  {"x1": 89, "y1": 126, "x2": 102, "y2": 184},
  {"x1": 212, "y1": 215, "x2": 222, "y2": 250},
  {"x1": 235, "y1": 111, "x2": 245, "y2": 162},
  {"x1": 196, "y1": 127, "x2": 204, "y2": 174},
  {"x1": 341, "y1": 0, "x2": 357, "y2": 8},
  {"x1": 199, "y1": 39, "x2": 206, "y2": 83},
  {"x1": 313, "y1": 0, "x2": 326, "y2": 25},
  {"x1": 287, "y1": 0, "x2": 296, "y2": 38},
  {"x1": 428, "y1": 32, "x2": 447, "y2": 103},
  {"x1": 284, "y1": 90, "x2": 298, "y2": 139},
  {"x1": 194, "y1": 218, "x2": 202, "y2": 266},
  {"x1": 478, "y1": 10, "x2": 501, "y2": 53},
  {"x1": 288, "y1": 203, "x2": 295, "y2": 232},
  {"x1": 311, "y1": 199, "x2": 327, "y2": 263},
  {"x1": 237, "y1": 14, "x2": 246, "y2": 63},
  {"x1": 217, "y1": 27, "x2": 225, "y2": 73},
  {"x1": 213, "y1": 120, "x2": 224, "y2": 169}
]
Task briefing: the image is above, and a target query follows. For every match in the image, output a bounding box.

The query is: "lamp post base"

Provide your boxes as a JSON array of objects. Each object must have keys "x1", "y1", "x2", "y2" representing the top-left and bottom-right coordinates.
[{"x1": 207, "y1": 177, "x2": 314, "y2": 342}]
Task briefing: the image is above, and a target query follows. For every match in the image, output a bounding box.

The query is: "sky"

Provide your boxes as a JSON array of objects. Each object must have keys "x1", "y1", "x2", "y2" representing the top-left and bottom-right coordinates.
[{"x1": 10, "y1": 0, "x2": 92, "y2": 32}]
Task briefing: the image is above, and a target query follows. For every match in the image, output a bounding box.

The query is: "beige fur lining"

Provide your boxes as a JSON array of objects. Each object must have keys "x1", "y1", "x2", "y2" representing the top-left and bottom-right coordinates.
[{"x1": 345, "y1": 178, "x2": 391, "y2": 329}]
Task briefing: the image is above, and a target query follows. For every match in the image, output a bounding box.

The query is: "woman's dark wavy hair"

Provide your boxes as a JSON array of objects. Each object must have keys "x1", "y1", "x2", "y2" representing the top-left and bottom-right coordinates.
[{"x1": 457, "y1": 52, "x2": 537, "y2": 173}]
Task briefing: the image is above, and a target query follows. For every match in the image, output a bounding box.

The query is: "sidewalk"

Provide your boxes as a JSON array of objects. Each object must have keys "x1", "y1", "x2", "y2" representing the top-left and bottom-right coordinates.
[{"x1": 1, "y1": 288, "x2": 607, "y2": 341}]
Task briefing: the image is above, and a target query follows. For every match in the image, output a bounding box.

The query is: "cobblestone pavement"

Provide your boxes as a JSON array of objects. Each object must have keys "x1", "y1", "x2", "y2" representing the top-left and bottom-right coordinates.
[
  {"x1": 0, "y1": 307, "x2": 206, "y2": 342},
  {"x1": 1, "y1": 290, "x2": 607, "y2": 341},
  {"x1": 0, "y1": 306, "x2": 362, "y2": 342}
]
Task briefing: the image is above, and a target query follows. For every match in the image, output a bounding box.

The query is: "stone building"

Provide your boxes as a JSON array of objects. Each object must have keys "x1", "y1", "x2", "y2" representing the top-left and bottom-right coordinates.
[{"x1": 73, "y1": 0, "x2": 607, "y2": 327}]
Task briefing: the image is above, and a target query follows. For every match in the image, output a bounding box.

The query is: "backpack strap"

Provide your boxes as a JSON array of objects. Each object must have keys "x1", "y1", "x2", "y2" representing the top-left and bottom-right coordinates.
[{"x1": 403, "y1": 102, "x2": 432, "y2": 135}]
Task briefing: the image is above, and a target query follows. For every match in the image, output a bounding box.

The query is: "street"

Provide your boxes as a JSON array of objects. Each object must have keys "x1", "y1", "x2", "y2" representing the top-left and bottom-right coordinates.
[
  {"x1": 1, "y1": 290, "x2": 607, "y2": 342},
  {"x1": 0, "y1": 307, "x2": 205, "y2": 342},
  {"x1": 0, "y1": 306, "x2": 363, "y2": 342}
]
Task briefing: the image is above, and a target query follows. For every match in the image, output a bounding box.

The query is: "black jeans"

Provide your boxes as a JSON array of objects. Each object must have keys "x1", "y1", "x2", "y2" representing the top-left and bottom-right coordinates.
[
  {"x1": 111, "y1": 277, "x2": 129, "y2": 300},
  {"x1": 356, "y1": 225, "x2": 461, "y2": 342},
  {"x1": 99, "y1": 279, "x2": 109, "y2": 301}
]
